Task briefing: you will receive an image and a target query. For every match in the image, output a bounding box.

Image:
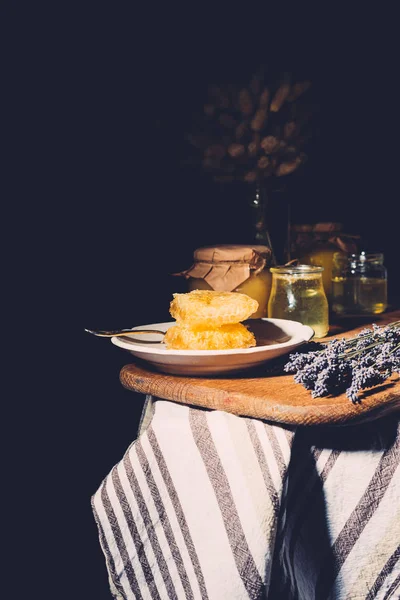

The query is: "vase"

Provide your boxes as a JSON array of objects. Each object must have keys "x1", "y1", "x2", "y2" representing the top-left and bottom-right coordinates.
[{"x1": 247, "y1": 182, "x2": 277, "y2": 265}]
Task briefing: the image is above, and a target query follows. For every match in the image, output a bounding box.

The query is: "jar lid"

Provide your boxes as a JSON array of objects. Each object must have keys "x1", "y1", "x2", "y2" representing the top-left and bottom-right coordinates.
[
  {"x1": 333, "y1": 251, "x2": 384, "y2": 264},
  {"x1": 174, "y1": 244, "x2": 272, "y2": 292}
]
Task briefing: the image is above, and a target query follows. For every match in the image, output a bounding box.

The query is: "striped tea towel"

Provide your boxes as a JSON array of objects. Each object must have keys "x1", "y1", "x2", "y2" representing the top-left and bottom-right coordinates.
[{"x1": 92, "y1": 397, "x2": 400, "y2": 600}]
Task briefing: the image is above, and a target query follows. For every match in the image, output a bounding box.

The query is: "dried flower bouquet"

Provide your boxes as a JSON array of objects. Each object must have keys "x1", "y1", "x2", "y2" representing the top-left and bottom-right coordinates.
[{"x1": 186, "y1": 69, "x2": 314, "y2": 183}]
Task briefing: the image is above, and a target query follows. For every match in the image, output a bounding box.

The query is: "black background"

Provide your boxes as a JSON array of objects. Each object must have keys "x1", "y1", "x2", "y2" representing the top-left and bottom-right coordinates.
[{"x1": 9, "y1": 3, "x2": 400, "y2": 598}]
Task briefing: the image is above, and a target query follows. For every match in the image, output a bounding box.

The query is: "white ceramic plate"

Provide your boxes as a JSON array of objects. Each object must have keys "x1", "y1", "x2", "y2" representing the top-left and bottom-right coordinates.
[{"x1": 111, "y1": 318, "x2": 314, "y2": 376}]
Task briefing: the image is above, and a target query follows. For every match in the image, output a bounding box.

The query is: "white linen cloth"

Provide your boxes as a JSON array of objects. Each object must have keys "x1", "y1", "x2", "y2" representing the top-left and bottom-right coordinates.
[{"x1": 92, "y1": 396, "x2": 400, "y2": 599}]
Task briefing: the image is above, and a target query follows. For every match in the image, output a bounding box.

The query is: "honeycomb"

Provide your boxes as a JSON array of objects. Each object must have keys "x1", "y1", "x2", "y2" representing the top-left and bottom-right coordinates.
[
  {"x1": 164, "y1": 323, "x2": 256, "y2": 350},
  {"x1": 169, "y1": 290, "x2": 259, "y2": 328}
]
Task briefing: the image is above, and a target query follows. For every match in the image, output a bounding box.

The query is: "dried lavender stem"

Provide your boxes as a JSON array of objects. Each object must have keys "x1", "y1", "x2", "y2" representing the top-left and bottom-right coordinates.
[{"x1": 283, "y1": 320, "x2": 400, "y2": 403}]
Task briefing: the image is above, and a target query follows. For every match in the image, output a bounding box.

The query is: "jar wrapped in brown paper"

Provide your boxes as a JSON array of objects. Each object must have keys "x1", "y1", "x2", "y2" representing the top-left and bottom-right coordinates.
[{"x1": 174, "y1": 245, "x2": 273, "y2": 319}]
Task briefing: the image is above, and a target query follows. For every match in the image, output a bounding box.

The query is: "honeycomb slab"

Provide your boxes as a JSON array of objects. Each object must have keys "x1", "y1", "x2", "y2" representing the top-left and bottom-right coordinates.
[
  {"x1": 170, "y1": 290, "x2": 258, "y2": 328},
  {"x1": 164, "y1": 323, "x2": 256, "y2": 350}
]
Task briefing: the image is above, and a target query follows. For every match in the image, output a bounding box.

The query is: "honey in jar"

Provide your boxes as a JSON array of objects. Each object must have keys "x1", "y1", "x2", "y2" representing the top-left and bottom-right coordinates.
[
  {"x1": 331, "y1": 252, "x2": 388, "y2": 315},
  {"x1": 268, "y1": 265, "x2": 329, "y2": 338},
  {"x1": 289, "y1": 223, "x2": 359, "y2": 299},
  {"x1": 174, "y1": 245, "x2": 273, "y2": 319}
]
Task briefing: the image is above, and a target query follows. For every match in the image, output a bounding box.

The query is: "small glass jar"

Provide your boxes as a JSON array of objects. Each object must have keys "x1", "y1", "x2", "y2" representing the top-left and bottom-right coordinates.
[
  {"x1": 331, "y1": 252, "x2": 388, "y2": 316},
  {"x1": 268, "y1": 264, "x2": 329, "y2": 338}
]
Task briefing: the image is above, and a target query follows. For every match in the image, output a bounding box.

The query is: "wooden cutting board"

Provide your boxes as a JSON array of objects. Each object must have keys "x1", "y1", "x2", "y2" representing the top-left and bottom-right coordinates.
[{"x1": 120, "y1": 310, "x2": 400, "y2": 426}]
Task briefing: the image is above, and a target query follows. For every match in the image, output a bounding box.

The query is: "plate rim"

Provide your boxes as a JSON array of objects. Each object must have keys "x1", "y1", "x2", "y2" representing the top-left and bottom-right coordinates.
[{"x1": 111, "y1": 317, "x2": 314, "y2": 356}]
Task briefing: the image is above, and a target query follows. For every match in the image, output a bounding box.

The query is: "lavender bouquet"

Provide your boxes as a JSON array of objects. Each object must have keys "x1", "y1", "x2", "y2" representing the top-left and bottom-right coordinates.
[{"x1": 284, "y1": 321, "x2": 400, "y2": 403}]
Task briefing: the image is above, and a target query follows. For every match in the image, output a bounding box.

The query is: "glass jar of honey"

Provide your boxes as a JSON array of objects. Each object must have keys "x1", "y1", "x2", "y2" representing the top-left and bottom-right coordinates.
[
  {"x1": 174, "y1": 245, "x2": 273, "y2": 319},
  {"x1": 331, "y1": 252, "x2": 388, "y2": 316},
  {"x1": 289, "y1": 223, "x2": 359, "y2": 299},
  {"x1": 268, "y1": 264, "x2": 329, "y2": 338}
]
